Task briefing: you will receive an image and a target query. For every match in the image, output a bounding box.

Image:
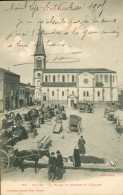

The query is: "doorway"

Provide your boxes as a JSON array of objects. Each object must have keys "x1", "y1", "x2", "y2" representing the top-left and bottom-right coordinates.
[
  {"x1": 70, "y1": 100, "x2": 74, "y2": 107},
  {"x1": 43, "y1": 95, "x2": 46, "y2": 101}
]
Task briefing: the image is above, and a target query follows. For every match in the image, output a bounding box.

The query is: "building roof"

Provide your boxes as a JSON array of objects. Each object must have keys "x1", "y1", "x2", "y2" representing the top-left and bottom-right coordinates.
[
  {"x1": 0, "y1": 68, "x2": 20, "y2": 77},
  {"x1": 34, "y1": 24, "x2": 45, "y2": 56},
  {"x1": 20, "y1": 82, "x2": 29, "y2": 87},
  {"x1": 20, "y1": 82, "x2": 35, "y2": 87},
  {"x1": 44, "y1": 68, "x2": 116, "y2": 74}
]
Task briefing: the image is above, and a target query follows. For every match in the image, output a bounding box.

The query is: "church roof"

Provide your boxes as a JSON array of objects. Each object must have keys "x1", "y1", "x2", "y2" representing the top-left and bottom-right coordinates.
[
  {"x1": 44, "y1": 68, "x2": 116, "y2": 74},
  {"x1": 34, "y1": 24, "x2": 45, "y2": 56}
]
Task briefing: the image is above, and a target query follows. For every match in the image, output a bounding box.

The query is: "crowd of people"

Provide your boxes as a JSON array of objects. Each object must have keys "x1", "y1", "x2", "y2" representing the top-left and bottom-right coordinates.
[
  {"x1": 1, "y1": 103, "x2": 67, "y2": 145},
  {"x1": 47, "y1": 135, "x2": 86, "y2": 182},
  {"x1": 1, "y1": 103, "x2": 87, "y2": 181}
]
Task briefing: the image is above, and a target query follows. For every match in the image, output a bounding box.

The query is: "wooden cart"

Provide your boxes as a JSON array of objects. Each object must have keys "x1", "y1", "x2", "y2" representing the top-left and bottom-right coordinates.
[
  {"x1": 53, "y1": 116, "x2": 63, "y2": 133},
  {"x1": 68, "y1": 115, "x2": 83, "y2": 134}
]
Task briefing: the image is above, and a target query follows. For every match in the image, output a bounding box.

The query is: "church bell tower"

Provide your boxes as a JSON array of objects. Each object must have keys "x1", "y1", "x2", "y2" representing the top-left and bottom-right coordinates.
[{"x1": 33, "y1": 24, "x2": 46, "y2": 101}]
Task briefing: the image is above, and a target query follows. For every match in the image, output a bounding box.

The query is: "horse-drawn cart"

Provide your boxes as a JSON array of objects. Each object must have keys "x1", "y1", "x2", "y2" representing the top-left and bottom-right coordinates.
[
  {"x1": 53, "y1": 116, "x2": 63, "y2": 133},
  {"x1": 0, "y1": 135, "x2": 52, "y2": 173},
  {"x1": 0, "y1": 139, "x2": 12, "y2": 173},
  {"x1": 79, "y1": 105, "x2": 85, "y2": 113},
  {"x1": 68, "y1": 115, "x2": 83, "y2": 134},
  {"x1": 79, "y1": 103, "x2": 94, "y2": 113},
  {"x1": 107, "y1": 109, "x2": 115, "y2": 121},
  {"x1": 104, "y1": 102, "x2": 117, "y2": 119},
  {"x1": 0, "y1": 147, "x2": 10, "y2": 173}
]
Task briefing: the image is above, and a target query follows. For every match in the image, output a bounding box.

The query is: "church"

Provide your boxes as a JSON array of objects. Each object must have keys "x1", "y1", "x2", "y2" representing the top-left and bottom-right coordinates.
[{"x1": 33, "y1": 25, "x2": 118, "y2": 106}]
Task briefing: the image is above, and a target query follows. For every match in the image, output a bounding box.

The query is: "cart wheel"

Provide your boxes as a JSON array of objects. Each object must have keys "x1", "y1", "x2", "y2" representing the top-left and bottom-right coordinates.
[{"x1": 0, "y1": 150, "x2": 10, "y2": 173}]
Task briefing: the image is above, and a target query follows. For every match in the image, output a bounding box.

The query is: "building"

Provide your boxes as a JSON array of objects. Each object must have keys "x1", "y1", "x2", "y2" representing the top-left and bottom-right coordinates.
[
  {"x1": 19, "y1": 83, "x2": 35, "y2": 107},
  {"x1": 0, "y1": 68, "x2": 20, "y2": 112},
  {"x1": 0, "y1": 68, "x2": 35, "y2": 113},
  {"x1": 33, "y1": 25, "x2": 118, "y2": 105}
]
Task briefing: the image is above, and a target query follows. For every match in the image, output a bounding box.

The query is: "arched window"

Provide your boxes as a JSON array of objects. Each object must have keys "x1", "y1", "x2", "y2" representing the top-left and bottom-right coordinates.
[
  {"x1": 37, "y1": 80, "x2": 40, "y2": 86},
  {"x1": 52, "y1": 91, "x2": 54, "y2": 96},
  {"x1": 97, "y1": 91, "x2": 100, "y2": 97},
  {"x1": 53, "y1": 75, "x2": 55, "y2": 82},
  {"x1": 49, "y1": 75, "x2": 51, "y2": 82},
  {"x1": 105, "y1": 75, "x2": 108, "y2": 82},
  {"x1": 36, "y1": 57, "x2": 42, "y2": 68},
  {"x1": 62, "y1": 75, "x2": 65, "y2": 82},
  {"x1": 58, "y1": 74, "x2": 60, "y2": 82},
  {"x1": 62, "y1": 91, "x2": 64, "y2": 96},
  {"x1": 83, "y1": 91, "x2": 85, "y2": 96},
  {"x1": 45, "y1": 75, "x2": 48, "y2": 82},
  {"x1": 72, "y1": 75, "x2": 74, "y2": 82},
  {"x1": 109, "y1": 74, "x2": 112, "y2": 83},
  {"x1": 95, "y1": 75, "x2": 99, "y2": 82},
  {"x1": 87, "y1": 91, "x2": 89, "y2": 97},
  {"x1": 113, "y1": 75, "x2": 115, "y2": 82},
  {"x1": 100, "y1": 74, "x2": 102, "y2": 82}
]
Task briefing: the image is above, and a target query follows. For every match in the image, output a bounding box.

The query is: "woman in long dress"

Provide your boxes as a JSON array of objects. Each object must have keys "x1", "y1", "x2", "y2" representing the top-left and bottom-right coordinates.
[
  {"x1": 78, "y1": 136, "x2": 86, "y2": 155},
  {"x1": 73, "y1": 146, "x2": 81, "y2": 168}
]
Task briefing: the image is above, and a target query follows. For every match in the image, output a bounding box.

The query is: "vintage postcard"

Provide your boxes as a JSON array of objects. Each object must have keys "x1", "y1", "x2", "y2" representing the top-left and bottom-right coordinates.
[{"x1": 0, "y1": 0, "x2": 123, "y2": 195}]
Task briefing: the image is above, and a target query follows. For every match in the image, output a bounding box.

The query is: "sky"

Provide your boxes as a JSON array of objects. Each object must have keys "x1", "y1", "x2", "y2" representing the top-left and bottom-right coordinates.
[{"x1": 0, "y1": 0, "x2": 123, "y2": 86}]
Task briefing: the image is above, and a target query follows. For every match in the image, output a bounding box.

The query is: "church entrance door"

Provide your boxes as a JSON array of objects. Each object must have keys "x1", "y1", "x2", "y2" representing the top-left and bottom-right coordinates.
[
  {"x1": 71, "y1": 100, "x2": 74, "y2": 107},
  {"x1": 67, "y1": 94, "x2": 78, "y2": 107},
  {"x1": 43, "y1": 95, "x2": 46, "y2": 101}
]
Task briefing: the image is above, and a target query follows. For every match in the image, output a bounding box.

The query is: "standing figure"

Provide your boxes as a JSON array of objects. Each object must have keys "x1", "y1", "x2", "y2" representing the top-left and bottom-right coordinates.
[
  {"x1": 30, "y1": 119, "x2": 35, "y2": 133},
  {"x1": 16, "y1": 113, "x2": 22, "y2": 121},
  {"x1": 78, "y1": 136, "x2": 86, "y2": 155},
  {"x1": 39, "y1": 112, "x2": 44, "y2": 124},
  {"x1": 73, "y1": 146, "x2": 81, "y2": 168},
  {"x1": 18, "y1": 124, "x2": 28, "y2": 141},
  {"x1": 56, "y1": 150, "x2": 64, "y2": 180},
  {"x1": 48, "y1": 152, "x2": 57, "y2": 182}
]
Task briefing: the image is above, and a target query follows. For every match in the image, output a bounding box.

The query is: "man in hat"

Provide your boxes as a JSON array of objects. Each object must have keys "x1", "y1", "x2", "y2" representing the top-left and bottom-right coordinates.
[
  {"x1": 48, "y1": 152, "x2": 57, "y2": 182},
  {"x1": 56, "y1": 150, "x2": 64, "y2": 180}
]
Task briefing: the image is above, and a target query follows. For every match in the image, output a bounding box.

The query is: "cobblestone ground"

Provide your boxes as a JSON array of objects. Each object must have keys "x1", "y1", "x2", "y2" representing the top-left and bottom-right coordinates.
[{"x1": 1, "y1": 105, "x2": 123, "y2": 182}]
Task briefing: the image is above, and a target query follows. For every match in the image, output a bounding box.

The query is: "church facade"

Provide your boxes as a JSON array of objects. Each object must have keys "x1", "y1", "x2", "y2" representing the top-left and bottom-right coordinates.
[{"x1": 33, "y1": 25, "x2": 118, "y2": 105}]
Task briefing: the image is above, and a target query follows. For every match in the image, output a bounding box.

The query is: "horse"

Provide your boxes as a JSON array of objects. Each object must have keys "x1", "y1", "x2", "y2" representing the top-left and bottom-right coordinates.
[{"x1": 14, "y1": 149, "x2": 50, "y2": 173}]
